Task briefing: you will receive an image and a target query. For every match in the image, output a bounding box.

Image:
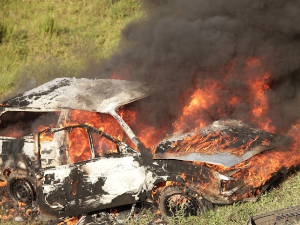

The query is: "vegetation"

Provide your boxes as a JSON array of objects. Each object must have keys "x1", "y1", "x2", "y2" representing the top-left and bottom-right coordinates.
[
  {"x1": 131, "y1": 171, "x2": 300, "y2": 225},
  {"x1": 1, "y1": 0, "x2": 300, "y2": 224},
  {"x1": 0, "y1": 0, "x2": 142, "y2": 98}
]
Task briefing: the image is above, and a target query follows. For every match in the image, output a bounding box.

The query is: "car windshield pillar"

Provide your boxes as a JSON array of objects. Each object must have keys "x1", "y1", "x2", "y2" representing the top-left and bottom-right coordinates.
[
  {"x1": 109, "y1": 110, "x2": 153, "y2": 164},
  {"x1": 109, "y1": 110, "x2": 143, "y2": 149}
]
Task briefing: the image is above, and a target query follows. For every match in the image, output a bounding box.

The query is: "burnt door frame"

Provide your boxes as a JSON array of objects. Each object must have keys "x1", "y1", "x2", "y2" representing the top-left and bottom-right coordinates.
[{"x1": 35, "y1": 126, "x2": 146, "y2": 220}]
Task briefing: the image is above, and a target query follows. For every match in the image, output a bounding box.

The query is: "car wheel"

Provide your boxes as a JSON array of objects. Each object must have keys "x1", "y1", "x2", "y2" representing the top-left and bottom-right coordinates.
[
  {"x1": 9, "y1": 178, "x2": 35, "y2": 205},
  {"x1": 158, "y1": 186, "x2": 208, "y2": 218}
]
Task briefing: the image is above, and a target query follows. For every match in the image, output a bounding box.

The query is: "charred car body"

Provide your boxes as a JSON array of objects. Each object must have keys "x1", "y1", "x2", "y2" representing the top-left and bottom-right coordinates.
[{"x1": 0, "y1": 78, "x2": 292, "y2": 221}]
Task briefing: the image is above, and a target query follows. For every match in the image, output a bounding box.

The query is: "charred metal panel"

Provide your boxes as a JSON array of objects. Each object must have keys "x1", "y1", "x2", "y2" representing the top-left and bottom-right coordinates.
[
  {"x1": 0, "y1": 136, "x2": 36, "y2": 181},
  {"x1": 37, "y1": 154, "x2": 147, "y2": 218},
  {"x1": 220, "y1": 157, "x2": 291, "y2": 203},
  {"x1": 154, "y1": 146, "x2": 268, "y2": 168},
  {"x1": 153, "y1": 120, "x2": 290, "y2": 167},
  {"x1": 149, "y1": 159, "x2": 224, "y2": 203},
  {"x1": 0, "y1": 78, "x2": 158, "y2": 113},
  {"x1": 40, "y1": 141, "x2": 59, "y2": 168}
]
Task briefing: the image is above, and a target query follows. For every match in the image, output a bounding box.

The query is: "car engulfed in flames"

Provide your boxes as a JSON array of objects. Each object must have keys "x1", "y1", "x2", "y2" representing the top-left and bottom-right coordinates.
[{"x1": 0, "y1": 77, "x2": 297, "y2": 223}]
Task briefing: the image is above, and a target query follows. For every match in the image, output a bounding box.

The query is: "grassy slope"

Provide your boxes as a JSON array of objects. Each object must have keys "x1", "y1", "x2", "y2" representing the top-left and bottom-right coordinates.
[
  {"x1": 0, "y1": 0, "x2": 142, "y2": 98},
  {"x1": 1, "y1": 0, "x2": 300, "y2": 224}
]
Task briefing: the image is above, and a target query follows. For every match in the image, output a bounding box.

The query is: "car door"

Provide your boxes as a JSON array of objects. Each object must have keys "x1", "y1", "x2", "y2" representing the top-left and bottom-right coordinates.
[{"x1": 36, "y1": 126, "x2": 146, "y2": 219}]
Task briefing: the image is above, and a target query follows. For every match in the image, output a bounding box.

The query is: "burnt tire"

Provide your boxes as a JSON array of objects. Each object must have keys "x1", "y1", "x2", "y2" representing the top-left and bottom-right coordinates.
[
  {"x1": 158, "y1": 186, "x2": 209, "y2": 218},
  {"x1": 9, "y1": 178, "x2": 35, "y2": 206}
]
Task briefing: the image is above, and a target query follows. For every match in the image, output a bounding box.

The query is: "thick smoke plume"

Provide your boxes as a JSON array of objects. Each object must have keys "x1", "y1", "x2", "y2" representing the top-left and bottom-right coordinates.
[
  {"x1": 4, "y1": 0, "x2": 300, "y2": 139},
  {"x1": 86, "y1": 0, "x2": 300, "y2": 135}
]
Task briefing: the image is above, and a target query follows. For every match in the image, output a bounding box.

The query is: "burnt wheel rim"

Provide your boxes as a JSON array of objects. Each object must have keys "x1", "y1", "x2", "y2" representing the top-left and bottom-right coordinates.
[
  {"x1": 11, "y1": 179, "x2": 34, "y2": 205},
  {"x1": 166, "y1": 194, "x2": 198, "y2": 217},
  {"x1": 92, "y1": 212, "x2": 113, "y2": 224}
]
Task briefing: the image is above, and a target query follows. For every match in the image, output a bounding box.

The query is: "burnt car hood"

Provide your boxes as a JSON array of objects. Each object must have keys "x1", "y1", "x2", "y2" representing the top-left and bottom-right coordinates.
[
  {"x1": 0, "y1": 78, "x2": 158, "y2": 113},
  {"x1": 153, "y1": 120, "x2": 290, "y2": 168}
]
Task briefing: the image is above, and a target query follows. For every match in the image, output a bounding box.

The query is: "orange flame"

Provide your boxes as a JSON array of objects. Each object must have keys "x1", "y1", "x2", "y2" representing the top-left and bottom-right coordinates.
[
  {"x1": 67, "y1": 110, "x2": 136, "y2": 163},
  {"x1": 173, "y1": 57, "x2": 275, "y2": 133},
  {"x1": 0, "y1": 56, "x2": 298, "y2": 208},
  {"x1": 0, "y1": 181, "x2": 7, "y2": 187},
  {"x1": 59, "y1": 216, "x2": 80, "y2": 225},
  {"x1": 162, "y1": 131, "x2": 265, "y2": 157}
]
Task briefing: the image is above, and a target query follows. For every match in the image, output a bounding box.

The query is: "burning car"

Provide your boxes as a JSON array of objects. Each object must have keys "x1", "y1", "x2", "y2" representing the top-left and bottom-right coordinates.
[{"x1": 0, "y1": 78, "x2": 294, "y2": 222}]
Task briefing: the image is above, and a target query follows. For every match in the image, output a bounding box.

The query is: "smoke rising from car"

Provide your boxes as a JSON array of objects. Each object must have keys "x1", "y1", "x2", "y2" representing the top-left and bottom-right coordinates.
[
  {"x1": 86, "y1": 0, "x2": 300, "y2": 134},
  {"x1": 4, "y1": 0, "x2": 300, "y2": 135}
]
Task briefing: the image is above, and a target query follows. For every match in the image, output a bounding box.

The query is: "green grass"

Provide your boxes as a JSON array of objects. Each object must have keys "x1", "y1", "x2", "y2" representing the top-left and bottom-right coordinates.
[
  {"x1": 197, "y1": 172, "x2": 300, "y2": 224},
  {"x1": 0, "y1": 0, "x2": 143, "y2": 98},
  {"x1": 130, "y1": 171, "x2": 300, "y2": 225}
]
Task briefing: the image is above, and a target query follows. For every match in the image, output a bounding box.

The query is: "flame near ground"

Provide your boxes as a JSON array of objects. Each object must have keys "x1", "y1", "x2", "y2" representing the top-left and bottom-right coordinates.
[
  {"x1": 1, "y1": 58, "x2": 300, "y2": 222},
  {"x1": 115, "y1": 57, "x2": 300, "y2": 199},
  {"x1": 63, "y1": 57, "x2": 300, "y2": 205}
]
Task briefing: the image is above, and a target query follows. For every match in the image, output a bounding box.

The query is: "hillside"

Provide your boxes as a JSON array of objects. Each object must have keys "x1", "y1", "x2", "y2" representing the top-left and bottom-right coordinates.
[{"x1": 0, "y1": 0, "x2": 142, "y2": 99}]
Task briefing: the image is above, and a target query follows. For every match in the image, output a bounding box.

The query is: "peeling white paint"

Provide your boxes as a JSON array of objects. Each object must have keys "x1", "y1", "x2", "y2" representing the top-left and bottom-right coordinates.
[
  {"x1": 144, "y1": 170, "x2": 169, "y2": 191},
  {"x1": 100, "y1": 167, "x2": 145, "y2": 204},
  {"x1": 43, "y1": 165, "x2": 72, "y2": 183},
  {"x1": 17, "y1": 161, "x2": 26, "y2": 170},
  {"x1": 22, "y1": 142, "x2": 35, "y2": 158},
  {"x1": 2, "y1": 78, "x2": 158, "y2": 113},
  {"x1": 80, "y1": 156, "x2": 142, "y2": 182},
  {"x1": 43, "y1": 184, "x2": 59, "y2": 194},
  {"x1": 41, "y1": 154, "x2": 147, "y2": 207}
]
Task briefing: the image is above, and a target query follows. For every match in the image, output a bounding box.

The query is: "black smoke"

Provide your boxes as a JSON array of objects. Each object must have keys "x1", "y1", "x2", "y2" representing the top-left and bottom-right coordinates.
[
  {"x1": 85, "y1": 0, "x2": 300, "y2": 134},
  {"x1": 3, "y1": 0, "x2": 300, "y2": 137}
]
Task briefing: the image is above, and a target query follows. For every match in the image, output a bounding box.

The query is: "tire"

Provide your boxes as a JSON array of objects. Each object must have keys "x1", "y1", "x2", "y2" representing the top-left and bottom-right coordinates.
[
  {"x1": 158, "y1": 186, "x2": 210, "y2": 218},
  {"x1": 7, "y1": 174, "x2": 35, "y2": 206}
]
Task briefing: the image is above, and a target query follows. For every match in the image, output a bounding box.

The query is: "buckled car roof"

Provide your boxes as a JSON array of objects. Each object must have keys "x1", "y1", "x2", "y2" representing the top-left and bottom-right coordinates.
[{"x1": 0, "y1": 78, "x2": 157, "y2": 113}]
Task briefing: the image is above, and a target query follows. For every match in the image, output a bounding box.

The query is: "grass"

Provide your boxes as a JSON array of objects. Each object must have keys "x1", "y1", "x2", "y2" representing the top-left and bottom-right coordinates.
[
  {"x1": 0, "y1": 0, "x2": 143, "y2": 98},
  {"x1": 2, "y1": 0, "x2": 300, "y2": 224},
  {"x1": 0, "y1": 219, "x2": 44, "y2": 225},
  {"x1": 0, "y1": 22, "x2": 7, "y2": 43},
  {"x1": 129, "y1": 171, "x2": 300, "y2": 224},
  {"x1": 2, "y1": 170, "x2": 300, "y2": 225}
]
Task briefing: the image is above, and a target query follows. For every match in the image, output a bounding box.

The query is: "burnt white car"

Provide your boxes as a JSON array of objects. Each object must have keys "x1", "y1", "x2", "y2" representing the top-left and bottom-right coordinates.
[{"x1": 0, "y1": 78, "x2": 290, "y2": 222}]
